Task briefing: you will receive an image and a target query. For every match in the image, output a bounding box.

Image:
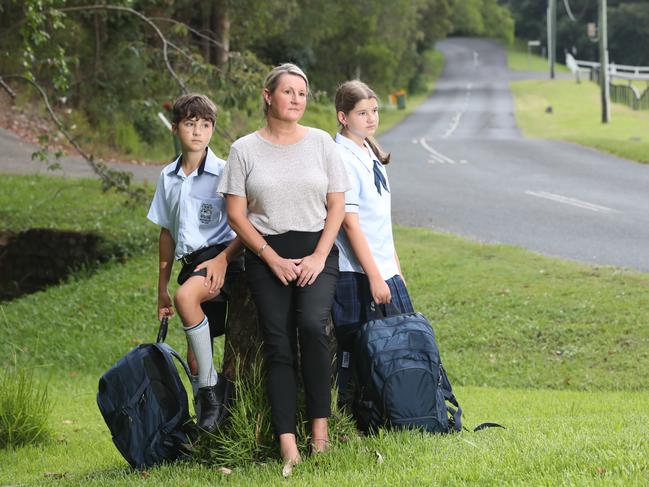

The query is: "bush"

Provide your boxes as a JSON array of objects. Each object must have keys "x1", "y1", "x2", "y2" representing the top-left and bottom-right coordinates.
[
  {"x1": 0, "y1": 366, "x2": 53, "y2": 449},
  {"x1": 194, "y1": 353, "x2": 357, "y2": 467}
]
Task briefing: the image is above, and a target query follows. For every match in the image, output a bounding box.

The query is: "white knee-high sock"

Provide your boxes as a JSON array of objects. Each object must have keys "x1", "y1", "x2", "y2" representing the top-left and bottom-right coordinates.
[{"x1": 183, "y1": 315, "x2": 218, "y2": 388}]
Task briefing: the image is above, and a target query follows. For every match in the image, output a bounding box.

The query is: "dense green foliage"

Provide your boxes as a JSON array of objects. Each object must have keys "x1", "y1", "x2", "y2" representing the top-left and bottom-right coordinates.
[
  {"x1": 0, "y1": 0, "x2": 510, "y2": 162},
  {"x1": 504, "y1": 0, "x2": 649, "y2": 65},
  {"x1": 450, "y1": 0, "x2": 514, "y2": 44}
]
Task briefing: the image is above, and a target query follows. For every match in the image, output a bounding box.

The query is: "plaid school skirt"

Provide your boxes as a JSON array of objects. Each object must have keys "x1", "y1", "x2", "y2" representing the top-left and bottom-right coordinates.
[
  {"x1": 331, "y1": 271, "x2": 414, "y2": 330},
  {"x1": 331, "y1": 271, "x2": 414, "y2": 406}
]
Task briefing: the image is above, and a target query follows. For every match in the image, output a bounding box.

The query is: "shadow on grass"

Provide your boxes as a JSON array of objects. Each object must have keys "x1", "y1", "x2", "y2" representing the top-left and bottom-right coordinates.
[{"x1": 0, "y1": 228, "x2": 122, "y2": 301}]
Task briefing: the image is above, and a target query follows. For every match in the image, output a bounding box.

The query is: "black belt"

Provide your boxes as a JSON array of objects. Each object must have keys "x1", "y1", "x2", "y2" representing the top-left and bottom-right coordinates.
[{"x1": 178, "y1": 244, "x2": 221, "y2": 266}]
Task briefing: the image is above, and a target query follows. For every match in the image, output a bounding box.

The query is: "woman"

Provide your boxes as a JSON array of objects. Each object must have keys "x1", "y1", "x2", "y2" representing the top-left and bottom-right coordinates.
[
  {"x1": 217, "y1": 63, "x2": 349, "y2": 476},
  {"x1": 331, "y1": 80, "x2": 415, "y2": 407}
]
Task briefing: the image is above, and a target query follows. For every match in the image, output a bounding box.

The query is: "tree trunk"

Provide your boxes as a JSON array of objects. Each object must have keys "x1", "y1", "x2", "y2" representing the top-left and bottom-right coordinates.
[
  {"x1": 211, "y1": 0, "x2": 230, "y2": 67},
  {"x1": 200, "y1": 2, "x2": 212, "y2": 64},
  {"x1": 94, "y1": 13, "x2": 102, "y2": 78}
]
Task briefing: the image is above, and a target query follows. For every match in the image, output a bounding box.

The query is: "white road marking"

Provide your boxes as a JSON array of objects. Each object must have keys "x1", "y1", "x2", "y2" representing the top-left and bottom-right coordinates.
[
  {"x1": 418, "y1": 137, "x2": 465, "y2": 165},
  {"x1": 442, "y1": 83, "x2": 472, "y2": 139},
  {"x1": 525, "y1": 191, "x2": 617, "y2": 213},
  {"x1": 473, "y1": 51, "x2": 479, "y2": 69},
  {"x1": 442, "y1": 112, "x2": 462, "y2": 139},
  {"x1": 412, "y1": 138, "x2": 419, "y2": 144}
]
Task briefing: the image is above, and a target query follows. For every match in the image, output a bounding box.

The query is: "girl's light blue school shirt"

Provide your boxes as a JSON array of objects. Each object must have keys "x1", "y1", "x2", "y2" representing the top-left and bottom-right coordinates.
[{"x1": 335, "y1": 133, "x2": 399, "y2": 280}]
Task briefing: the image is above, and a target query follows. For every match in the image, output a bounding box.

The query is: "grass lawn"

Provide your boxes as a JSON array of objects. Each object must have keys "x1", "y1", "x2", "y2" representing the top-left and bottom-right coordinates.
[
  {"x1": 2, "y1": 174, "x2": 649, "y2": 484},
  {"x1": 507, "y1": 40, "x2": 569, "y2": 74},
  {"x1": 511, "y1": 79, "x2": 649, "y2": 163},
  {"x1": 3, "y1": 377, "x2": 648, "y2": 486}
]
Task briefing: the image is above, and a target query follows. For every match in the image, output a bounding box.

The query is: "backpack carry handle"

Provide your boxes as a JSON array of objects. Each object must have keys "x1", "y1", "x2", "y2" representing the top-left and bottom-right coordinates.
[
  {"x1": 367, "y1": 301, "x2": 402, "y2": 320},
  {"x1": 156, "y1": 317, "x2": 169, "y2": 343}
]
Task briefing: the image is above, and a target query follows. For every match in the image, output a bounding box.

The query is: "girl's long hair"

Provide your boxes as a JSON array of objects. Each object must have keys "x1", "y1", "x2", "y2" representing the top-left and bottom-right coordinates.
[{"x1": 334, "y1": 80, "x2": 390, "y2": 165}]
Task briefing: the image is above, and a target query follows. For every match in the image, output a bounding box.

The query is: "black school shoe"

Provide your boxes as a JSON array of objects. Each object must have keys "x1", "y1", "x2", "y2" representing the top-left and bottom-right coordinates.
[{"x1": 196, "y1": 375, "x2": 234, "y2": 433}]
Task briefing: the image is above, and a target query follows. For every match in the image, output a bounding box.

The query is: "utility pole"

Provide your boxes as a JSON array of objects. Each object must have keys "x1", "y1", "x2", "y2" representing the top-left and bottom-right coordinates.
[
  {"x1": 548, "y1": 0, "x2": 557, "y2": 79},
  {"x1": 599, "y1": 0, "x2": 610, "y2": 123}
]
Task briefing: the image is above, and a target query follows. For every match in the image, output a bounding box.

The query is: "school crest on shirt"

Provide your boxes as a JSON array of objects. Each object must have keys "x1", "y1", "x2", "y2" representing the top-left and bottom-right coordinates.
[{"x1": 199, "y1": 202, "x2": 213, "y2": 224}]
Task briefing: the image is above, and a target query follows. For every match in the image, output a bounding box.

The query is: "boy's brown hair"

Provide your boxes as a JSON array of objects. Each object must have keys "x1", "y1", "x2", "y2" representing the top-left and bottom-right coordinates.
[{"x1": 171, "y1": 93, "x2": 217, "y2": 125}]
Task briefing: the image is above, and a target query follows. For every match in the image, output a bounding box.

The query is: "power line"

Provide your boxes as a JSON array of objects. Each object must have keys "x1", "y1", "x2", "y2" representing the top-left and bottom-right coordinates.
[{"x1": 563, "y1": 0, "x2": 577, "y2": 22}]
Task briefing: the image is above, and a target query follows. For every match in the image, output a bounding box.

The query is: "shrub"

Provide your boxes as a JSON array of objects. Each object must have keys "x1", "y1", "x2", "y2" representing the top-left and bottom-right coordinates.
[{"x1": 0, "y1": 366, "x2": 53, "y2": 449}]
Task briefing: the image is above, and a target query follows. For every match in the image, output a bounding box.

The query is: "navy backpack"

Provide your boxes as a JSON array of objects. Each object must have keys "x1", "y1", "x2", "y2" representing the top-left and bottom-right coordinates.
[
  {"x1": 352, "y1": 305, "x2": 463, "y2": 434},
  {"x1": 97, "y1": 318, "x2": 195, "y2": 469}
]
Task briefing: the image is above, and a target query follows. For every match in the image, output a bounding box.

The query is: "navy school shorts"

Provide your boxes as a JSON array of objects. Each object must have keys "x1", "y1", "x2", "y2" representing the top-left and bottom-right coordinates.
[{"x1": 177, "y1": 244, "x2": 244, "y2": 337}]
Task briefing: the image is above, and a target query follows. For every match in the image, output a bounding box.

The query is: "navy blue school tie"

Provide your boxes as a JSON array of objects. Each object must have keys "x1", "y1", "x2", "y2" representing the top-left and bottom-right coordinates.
[{"x1": 373, "y1": 159, "x2": 389, "y2": 195}]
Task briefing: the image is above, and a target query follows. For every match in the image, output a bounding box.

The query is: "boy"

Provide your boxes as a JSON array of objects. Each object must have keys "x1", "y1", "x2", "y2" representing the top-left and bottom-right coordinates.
[{"x1": 147, "y1": 93, "x2": 242, "y2": 433}]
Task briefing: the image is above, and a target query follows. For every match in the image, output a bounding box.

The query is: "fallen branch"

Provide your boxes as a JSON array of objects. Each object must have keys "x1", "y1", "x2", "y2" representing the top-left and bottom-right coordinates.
[
  {"x1": 0, "y1": 74, "x2": 145, "y2": 202},
  {"x1": 150, "y1": 16, "x2": 227, "y2": 51},
  {"x1": 0, "y1": 78, "x2": 16, "y2": 99}
]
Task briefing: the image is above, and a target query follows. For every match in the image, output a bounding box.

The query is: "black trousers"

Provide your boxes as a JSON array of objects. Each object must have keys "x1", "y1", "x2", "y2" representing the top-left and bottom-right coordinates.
[{"x1": 245, "y1": 231, "x2": 339, "y2": 435}]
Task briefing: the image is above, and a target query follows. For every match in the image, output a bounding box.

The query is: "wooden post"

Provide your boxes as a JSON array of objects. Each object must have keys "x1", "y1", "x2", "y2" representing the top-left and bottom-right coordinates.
[{"x1": 548, "y1": 0, "x2": 557, "y2": 79}]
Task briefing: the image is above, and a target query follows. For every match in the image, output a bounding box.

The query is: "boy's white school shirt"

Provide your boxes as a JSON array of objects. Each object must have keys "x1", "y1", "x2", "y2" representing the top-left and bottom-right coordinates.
[
  {"x1": 334, "y1": 133, "x2": 399, "y2": 281},
  {"x1": 147, "y1": 147, "x2": 236, "y2": 260}
]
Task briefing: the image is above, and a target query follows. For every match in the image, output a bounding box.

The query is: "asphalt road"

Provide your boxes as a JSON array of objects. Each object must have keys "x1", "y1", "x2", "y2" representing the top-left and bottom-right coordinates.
[
  {"x1": 0, "y1": 125, "x2": 161, "y2": 183},
  {"x1": 381, "y1": 37, "x2": 649, "y2": 272}
]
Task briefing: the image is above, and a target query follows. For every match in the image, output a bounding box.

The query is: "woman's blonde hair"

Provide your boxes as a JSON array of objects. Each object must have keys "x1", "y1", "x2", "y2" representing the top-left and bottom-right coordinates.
[
  {"x1": 262, "y1": 63, "x2": 309, "y2": 116},
  {"x1": 334, "y1": 80, "x2": 390, "y2": 165}
]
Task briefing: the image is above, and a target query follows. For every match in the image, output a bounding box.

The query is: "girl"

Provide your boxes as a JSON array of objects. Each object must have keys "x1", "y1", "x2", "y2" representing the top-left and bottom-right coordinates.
[{"x1": 331, "y1": 80, "x2": 414, "y2": 407}]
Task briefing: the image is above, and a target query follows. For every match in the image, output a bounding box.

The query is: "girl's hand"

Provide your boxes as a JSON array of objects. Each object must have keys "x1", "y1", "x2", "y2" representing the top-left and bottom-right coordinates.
[
  {"x1": 268, "y1": 255, "x2": 302, "y2": 286},
  {"x1": 296, "y1": 252, "x2": 326, "y2": 287},
  {"x1": 369, "y1": 275, "x2": 391, "y2": 304},
  {"x1": 194, "y1": 254, "x2": 227, "y2": 295},
  {"x1": 158, "y1": 291, "x2": 175, "y2": 320}
]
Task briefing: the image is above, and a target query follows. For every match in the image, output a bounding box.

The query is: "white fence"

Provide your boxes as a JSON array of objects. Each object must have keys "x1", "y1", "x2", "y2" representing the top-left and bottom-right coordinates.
[{"x1": 565, "y1": 54, "x2": 649, "y2": 110}]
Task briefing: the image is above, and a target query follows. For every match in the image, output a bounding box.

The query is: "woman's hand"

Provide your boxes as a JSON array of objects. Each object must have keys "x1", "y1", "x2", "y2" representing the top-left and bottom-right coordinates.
[
  {"x1": 268, "y1": 255, "x2": 302, "y2": 286},
  {"x1": 369, "y1": 275, "x2": 391, "y2": 304},
  {"x1": 296, "y1": 252, "x2": 326, "y2": 287},
  {"x1": 194, "y1": 253, "x2": 227, "y2": 295}
]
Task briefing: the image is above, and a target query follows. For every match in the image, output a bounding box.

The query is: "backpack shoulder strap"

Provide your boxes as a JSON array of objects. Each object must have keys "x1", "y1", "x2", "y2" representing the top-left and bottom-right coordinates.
[
  {"x1": 155, "y1": 342, "x2": 193, "y2": 383},
  {"x1": 473, "y1": 422, "x2": 506, "y2": 432}
]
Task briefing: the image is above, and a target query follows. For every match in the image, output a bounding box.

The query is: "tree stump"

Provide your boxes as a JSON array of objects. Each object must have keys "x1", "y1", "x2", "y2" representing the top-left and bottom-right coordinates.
[
  {"x1": 221, "y1": 272, "x2": 262, "y2": 380},
  {"x1": 221, "y1": 272, "x2": 338, "y2": 382}
]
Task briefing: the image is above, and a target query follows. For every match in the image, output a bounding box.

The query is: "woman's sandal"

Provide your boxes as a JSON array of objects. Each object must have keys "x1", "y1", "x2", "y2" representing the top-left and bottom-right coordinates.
[
  {"x1": 309, "y1": 437, "x2": 330, "y2": 455},
  {"x1": 281, "y1": 456, "x2": 300, "y2": 478}
]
